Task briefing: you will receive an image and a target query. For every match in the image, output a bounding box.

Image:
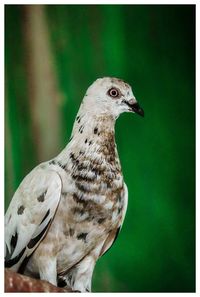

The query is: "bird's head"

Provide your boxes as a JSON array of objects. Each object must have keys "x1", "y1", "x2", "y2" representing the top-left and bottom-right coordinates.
[{"x1": 82, "y1": 77, "x2": 144, "y2": 119}]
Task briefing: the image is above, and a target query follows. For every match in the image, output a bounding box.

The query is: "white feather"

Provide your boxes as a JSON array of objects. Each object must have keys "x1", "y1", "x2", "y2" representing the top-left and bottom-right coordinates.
[{"x1": 5, "y1": 166, "x2": 62, "y2": 270}]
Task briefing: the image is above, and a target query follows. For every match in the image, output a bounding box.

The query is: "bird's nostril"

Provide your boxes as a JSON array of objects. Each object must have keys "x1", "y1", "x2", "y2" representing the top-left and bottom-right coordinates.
[{"x1": 128, "y1": 98, "x2": 135, "y2": 105}]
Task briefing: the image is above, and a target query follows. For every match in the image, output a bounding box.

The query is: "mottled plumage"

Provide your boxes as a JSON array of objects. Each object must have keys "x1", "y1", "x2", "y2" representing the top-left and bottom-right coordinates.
[{"x1": 5, "y1": 77, "x2": 144, "y2": 292}]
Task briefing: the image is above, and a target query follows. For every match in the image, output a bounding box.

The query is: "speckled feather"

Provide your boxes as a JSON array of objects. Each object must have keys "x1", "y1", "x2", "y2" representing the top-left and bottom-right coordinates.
[{"x1": 5, "y1": 77, "x2": 144, "y2": 292}]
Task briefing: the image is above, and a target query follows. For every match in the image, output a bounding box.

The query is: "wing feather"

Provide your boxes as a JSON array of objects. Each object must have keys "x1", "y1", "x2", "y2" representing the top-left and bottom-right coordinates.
[{"x1": 5, "y1": 166, "x2": 62, "y2": 271}]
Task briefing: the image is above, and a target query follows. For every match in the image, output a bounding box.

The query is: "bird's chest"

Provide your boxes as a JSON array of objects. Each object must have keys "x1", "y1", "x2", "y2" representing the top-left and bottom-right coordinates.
[
  {"x1": 44, "y1": 141, "x2": 125, "y2": 271},
  {"x1": 58, "y1": 158, "x2": 125, "y2": 226},
  {"x1": 46, "y1": 164, "x2": 124, "y2": 267}
]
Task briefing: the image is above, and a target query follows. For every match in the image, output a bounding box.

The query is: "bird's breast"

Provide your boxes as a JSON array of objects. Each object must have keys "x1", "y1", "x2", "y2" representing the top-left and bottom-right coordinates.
[{"x1": 39, "y1": 135, "x2": 126, "y2": 273}]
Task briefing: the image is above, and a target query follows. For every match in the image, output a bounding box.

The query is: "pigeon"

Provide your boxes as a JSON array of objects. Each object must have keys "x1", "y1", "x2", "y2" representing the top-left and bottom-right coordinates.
[{"x1": 5, "y1": 77, "x2": 144, "y2": 292}]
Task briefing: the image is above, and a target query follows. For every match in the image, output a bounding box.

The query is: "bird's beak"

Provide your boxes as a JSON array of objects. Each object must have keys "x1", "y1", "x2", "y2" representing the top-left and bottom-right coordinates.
[
  {"x1": 125, "y1": 100, "x2": 144, "y2": 117},
  {"x1": 131, "y1": 102, "x2": 144, "y2": 117}
]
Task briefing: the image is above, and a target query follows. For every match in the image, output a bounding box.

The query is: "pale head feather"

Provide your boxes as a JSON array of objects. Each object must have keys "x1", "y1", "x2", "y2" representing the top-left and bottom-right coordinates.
[{"x1": 80, "y1": 77, "x2": 137, "y2": 119}]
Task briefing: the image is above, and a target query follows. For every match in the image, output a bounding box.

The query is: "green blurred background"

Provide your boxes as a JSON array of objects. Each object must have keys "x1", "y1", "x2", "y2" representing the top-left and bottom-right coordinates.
[{"x1": 5, "y1": 4, "x2": 195, "y2": 292}]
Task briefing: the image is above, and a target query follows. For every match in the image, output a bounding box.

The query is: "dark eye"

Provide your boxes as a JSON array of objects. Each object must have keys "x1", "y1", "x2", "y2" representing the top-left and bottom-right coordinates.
[{"x1": 108, "y1": 88, "x2": 119, "y2": 98}]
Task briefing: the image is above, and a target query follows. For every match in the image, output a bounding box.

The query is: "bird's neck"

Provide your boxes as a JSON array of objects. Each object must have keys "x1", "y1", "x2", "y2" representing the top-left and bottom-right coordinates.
[
  {"x1": 57, "y1": 113, "x2": 120, "y2": 170},
  {"x1": 55, "y1": 112, "x2": 123, "y2": 204},
  {"x1": 72, "y1": 112, "x2": 115, "y2": 142},
  {"x1": 72, "y1": 113, "x2": 116, "y2": 155}
]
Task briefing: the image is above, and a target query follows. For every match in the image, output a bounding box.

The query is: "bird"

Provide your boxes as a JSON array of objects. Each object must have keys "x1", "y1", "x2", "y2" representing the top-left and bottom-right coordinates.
[{"x1": 5, "y1": 77, "x2": 144, "y2": 292}]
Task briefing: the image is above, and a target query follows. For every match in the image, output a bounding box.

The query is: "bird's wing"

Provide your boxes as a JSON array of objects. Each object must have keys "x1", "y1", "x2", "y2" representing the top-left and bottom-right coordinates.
[
  {"x1": 99, "y1": 183, "x2": 128, "y2": 257},
  {"x1": 5, "y1": 166, "x2": 62, "y2": 271}
]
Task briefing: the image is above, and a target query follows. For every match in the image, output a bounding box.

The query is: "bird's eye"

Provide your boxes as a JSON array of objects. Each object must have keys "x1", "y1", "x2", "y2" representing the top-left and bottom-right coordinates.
[{"x1": 108, "y1": 88, "x2": 119, "y2": 98}]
